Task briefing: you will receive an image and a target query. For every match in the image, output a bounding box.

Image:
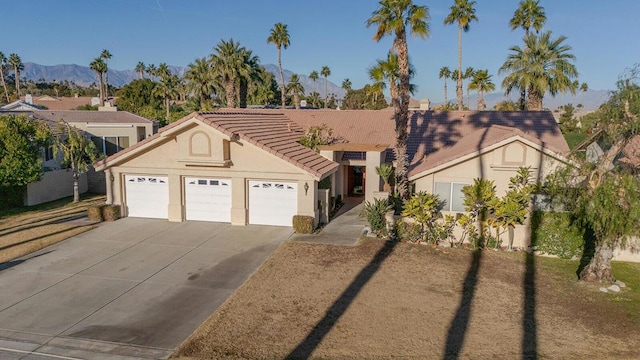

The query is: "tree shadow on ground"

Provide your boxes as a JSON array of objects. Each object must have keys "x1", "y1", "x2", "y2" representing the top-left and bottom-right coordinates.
[
  {"x1": 0, "y1": 250, "x2": 53, "y2": 272},
  {"x1": 285, "y1": 239, "x2": 398, "y2": 359}
]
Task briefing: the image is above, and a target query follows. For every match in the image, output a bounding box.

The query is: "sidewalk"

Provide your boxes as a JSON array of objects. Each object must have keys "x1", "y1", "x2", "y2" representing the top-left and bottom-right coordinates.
[{"x1": 291, "y1": 197, "x2": 367, "y2": 246}]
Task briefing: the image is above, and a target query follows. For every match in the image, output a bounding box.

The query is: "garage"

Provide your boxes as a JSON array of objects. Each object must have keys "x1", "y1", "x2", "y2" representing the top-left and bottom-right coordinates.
[
  {"x1": 125, "y1": 175, "x2": 169, "y2": 219},
  {"x1": 249, "y1": 181, "x2": 297, "y2": 226},
  {"x1": 185, "y1": 177, "x2": 232, "y2": 222}
]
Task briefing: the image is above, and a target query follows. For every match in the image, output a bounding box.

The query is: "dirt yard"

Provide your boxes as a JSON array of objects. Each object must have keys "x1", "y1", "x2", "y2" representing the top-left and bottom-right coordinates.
[
  {"x1": 0, "y1": 195, "x2": 105, "y2": 264},
  {"x1": 174, "y1": 238, "x2": 640, "y2": 360}
]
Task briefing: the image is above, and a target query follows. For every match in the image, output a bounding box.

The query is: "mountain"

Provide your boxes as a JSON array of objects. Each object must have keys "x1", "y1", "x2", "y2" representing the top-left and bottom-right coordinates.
[{"x1": 21, "y1": 62, "x2": 346, "y2": 98}]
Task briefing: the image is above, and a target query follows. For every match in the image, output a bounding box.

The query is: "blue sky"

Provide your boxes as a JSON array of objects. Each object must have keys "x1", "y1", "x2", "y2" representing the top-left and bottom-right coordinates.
[{"x1": 4, "y1": 1, "x2": 639, "y2": 102}]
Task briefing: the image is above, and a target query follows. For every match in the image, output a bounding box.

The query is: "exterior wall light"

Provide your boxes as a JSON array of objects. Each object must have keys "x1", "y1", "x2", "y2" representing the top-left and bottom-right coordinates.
[{"x1": 304, "y1": 182, "x2": 309, "y2": 195}]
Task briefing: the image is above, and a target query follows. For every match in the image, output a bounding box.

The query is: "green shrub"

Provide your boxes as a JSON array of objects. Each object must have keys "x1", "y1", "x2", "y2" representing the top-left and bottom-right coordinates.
[
  {"x1": 362, "y1": 198, "x2": 392, "y2": 236},
  {"x1": 401, "y1": 192, "x2": 444, "y2": 243},
  {"x1": 293, "y1": 215, "x2": 315, "y2": 234},
  {"x1": 102, "y1": 204, "x2": 121, "y2": 222},
  {"x1": 87, "y1": 205, "x2": 105, "y2": 221},
  {"x1": 531, "y1": 211, "x2": 584, "y2": 259},
  {"x1": 395, "y1": 220, "x2": 421, "y2": 242}
]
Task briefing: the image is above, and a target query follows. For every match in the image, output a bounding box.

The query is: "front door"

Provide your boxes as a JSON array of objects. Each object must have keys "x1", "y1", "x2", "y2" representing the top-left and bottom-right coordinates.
[{"x1": 348, "y1": 166, "x2": 365, "y2": 196}]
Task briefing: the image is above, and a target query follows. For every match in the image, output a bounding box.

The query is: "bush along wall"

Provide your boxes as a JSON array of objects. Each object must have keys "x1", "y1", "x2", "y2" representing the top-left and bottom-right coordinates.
[{"x1": 530, "y1": 211, "x2": 584, "y2": 259}]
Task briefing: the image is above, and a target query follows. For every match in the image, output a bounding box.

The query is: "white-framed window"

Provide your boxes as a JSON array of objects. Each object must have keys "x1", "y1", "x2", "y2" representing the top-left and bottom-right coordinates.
[
  {"x1": 434, "y1": 182, "x2": 469, "y2": 212},
  {"x1": 91, "y1": 136, "x2": 130, "y2": 156}
]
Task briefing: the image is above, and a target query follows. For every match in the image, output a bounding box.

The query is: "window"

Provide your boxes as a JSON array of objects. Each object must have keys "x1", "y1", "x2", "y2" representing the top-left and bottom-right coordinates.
[
  {"x1": 434, "y1": 182, "x2": 469, "y2": 212},
  {"x1": 91, "y1": 136, "x2": 130, "y2": 156},
  {"x1": 44, "y1": 146, "x2": 55, "y2": 161}
]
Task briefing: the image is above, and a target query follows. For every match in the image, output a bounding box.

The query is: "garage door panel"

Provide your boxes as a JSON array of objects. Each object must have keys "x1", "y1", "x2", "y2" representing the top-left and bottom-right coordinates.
[
  {"x1": 185, "y1": 178, "x2": 231, "y2": 222},
  {"x1": 125, "y1": 176, "x2": 169, "y2": 219},
  {"x1": 249, "y1": 181, "x2": 297, "y2": 226}
]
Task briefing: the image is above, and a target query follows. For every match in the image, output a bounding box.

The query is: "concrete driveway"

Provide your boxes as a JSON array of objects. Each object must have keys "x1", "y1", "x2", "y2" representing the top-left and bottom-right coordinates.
[{"x1": 0, "y1": 218, "x2": 291, "y2": 359}]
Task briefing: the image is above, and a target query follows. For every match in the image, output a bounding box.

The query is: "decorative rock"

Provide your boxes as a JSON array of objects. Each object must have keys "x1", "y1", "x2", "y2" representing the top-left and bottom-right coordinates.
[
  {"x1": 599, "y1": 287, "x2": 609, "y2": 293},
  {"x1": 615, "y1": 280, "x2": 626, "y2": 288},
  {"x1": 607, "y1": 284, "x2": 621, "y2": 293}
]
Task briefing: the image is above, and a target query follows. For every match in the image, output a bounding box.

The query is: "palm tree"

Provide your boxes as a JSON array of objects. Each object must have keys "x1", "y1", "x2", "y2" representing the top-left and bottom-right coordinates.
[
  {"x1": 157, "y1": 63, "x2": 171, "y2": 81},
  {"x1": 307, "y1": 91, "x2": 321, "y2": 109},
  {"x1": 146, "y1": 64, "x2": 157, "y2": 81},
  {"x1": 8, "y1": 53, "x2": 23, "y2": 98},
  {"x1": 510, "y1": 0, "x2": 546, "y2": 110},
  {"x1": 267, "y1": 23, "x2": 290, "y2": 109},
  {"x1": 248, "y1": 66, "x2": 277, "y2": 106},
  {"x1": 439, "y1": 66, "x2": 451, "y2": 104},
  {"x1": 0, "y1": 52, "x2": 9, "y2": 102},
  {"x1": 580, "y1": 82, "x2": 588, "y2": 92},
  {"x1": 287, "y1": 74, "x2": 305, "y2": 109},
  {"x1": 100, "y1": 50, "x2": 112, "y2": 99},
  {"x1": 499, "y1": 31, "x2": 578, "y2": 111},
  {"x1": 367, "y1": 0, "x2": 430, "y2": 200},
  {"x1": 153, "y1": 74, "x2": 179, "y2": 123},
  {"x1": 510, "y1": 0, "x2": 546, "y2": 36},
  {"x1": 212, "y1": 38, "x2": 252, "y2": 108},
  {"x1": 342, "y1": 78, "x2": 352, "y2": 91},
  {"x1": 186, "y1": 57, "x2": 216, "y2": 110},
  {"x1": 238, "y1": 47, "x2": 260, "y2": 108},
  {"x1": 309, "y1": 70, "x2": 319, "y2": 95},
  {"x1": 468, "y1": 69, "x2": 495, "y2": 110},
  {"x1": 464, "y1": 66, "x2": 475, "y2": 107},
  {"x1": 369, "y1": 51, "x2": 417, "y2": 102},
  {"x1": 135, "y1": 61, "x2": 146, "y2": 79},
  {"x1": 321, "y1": 66, "x2": 331, "y2": 109},
  {"x1": 89, "y1": 57, "x2": 106, "y2": 105},
  {"x1": 444, "y1": 0, "x2": 478, "y2": 110}
]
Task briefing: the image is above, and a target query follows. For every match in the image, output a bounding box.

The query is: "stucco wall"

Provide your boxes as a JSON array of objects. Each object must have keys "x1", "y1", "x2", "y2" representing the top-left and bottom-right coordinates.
[
  {"x1": 25, "y1": 169, "x2": 88, "y2": 206},
  {"x1": 71, "y1": 122, "x2": 154, "y2": 148},
  {"x1": 412, "y1": 140, "x2": 566, "y2": 248},
  {"x1": 107, "y1": 123, "x2": 319, "y2": 225}
]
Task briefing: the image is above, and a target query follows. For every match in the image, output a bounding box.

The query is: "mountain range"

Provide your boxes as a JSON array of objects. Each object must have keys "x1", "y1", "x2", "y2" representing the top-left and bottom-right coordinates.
[
  {"x1": 21, "y1": 62, "x2": 608, "y2": 110},
  {"x1": 21, "y1": 62, "x2": 346, "y2": 99}
]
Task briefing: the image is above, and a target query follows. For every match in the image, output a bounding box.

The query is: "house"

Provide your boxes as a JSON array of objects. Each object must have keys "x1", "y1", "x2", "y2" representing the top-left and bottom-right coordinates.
[
  {"x1": 20, "y1": 95, "x2": 105, "y2": 111},
  {"x1": 94, "y1": 109, "x2": 570, "y2": 247},
  {"x1": 1, "y1": 100, "x2": 44, "y2": 111},
  {"x1": 0, "y1": 109, "x2": 156, "y2": 205}
]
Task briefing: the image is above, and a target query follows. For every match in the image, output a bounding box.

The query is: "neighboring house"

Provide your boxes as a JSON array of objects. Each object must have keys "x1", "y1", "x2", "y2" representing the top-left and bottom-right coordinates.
[
  {"x1": 1, "y1": 100, "x2": 44, "y2": 111},
  {"x1": 19, "y1": 95, "x2": 109, "y2": 110},
  {"x1": 95, "y1": 109, "x2": 570, "y2": 248},
  {"x1": 0, "y1": 109, "x2": 156, "y2": 205}
]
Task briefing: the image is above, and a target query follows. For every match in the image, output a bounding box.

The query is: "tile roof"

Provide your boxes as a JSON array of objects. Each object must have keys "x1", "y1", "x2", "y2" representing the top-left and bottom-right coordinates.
[
  {"x1": 34, "y1": 110, "x2": 154, "y2": 124},
  {"x1": 218, "y1": 109, "x2": 570, "y2": 175},
  {"x1": 21, "y1": 96, "x2": 96, "y2": 111},
  {"x1": 96, "y1": 112, "x2": 339, "y2": 179}
]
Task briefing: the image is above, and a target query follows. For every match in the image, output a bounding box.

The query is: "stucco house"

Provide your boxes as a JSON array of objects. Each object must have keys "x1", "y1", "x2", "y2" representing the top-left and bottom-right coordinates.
[
  {"x1": 0, "y1": 109, "x2": 156, "y2": 205},
  {"x1": 95, "y1": 109, "x2": 569, "y2": 247}
]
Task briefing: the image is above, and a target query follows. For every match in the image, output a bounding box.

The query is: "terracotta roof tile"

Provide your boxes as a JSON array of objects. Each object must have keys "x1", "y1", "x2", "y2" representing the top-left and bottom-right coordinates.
[{"x1": 33, "y1": 110, "x2": 154, "y2": 124}]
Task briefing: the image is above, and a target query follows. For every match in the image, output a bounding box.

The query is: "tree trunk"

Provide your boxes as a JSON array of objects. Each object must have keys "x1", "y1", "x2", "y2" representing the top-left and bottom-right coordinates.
[
  {"x1": 104, "y1": 71, "x2": 109, "y2": 101},
  {"x1": 527, "y1": 87, "x2": 543, "y2": 111},
  {"x1": 139, "y1": 70, "x2": 144, "y2": 79},
  {"x1": 456, "y1": 25, "x2": 463, "y2": 111},
  {"x1": 444, "y1": 79, "x2": 448, "y2": 105},
  {"x1": 15, "y1": 67, "x2": 20, "y2": 98},
  {"x1": 325, "y1": 78, "x2": 329, "y2": 109},
  {"x1": 508, "y1": 226, "x2": 515, "y2": 250},
  {"x1": 97, "y1": 73, "x2": 104, "y2": 106},
  {"x1": 466, "y1": 86, "x2": 470, "y2": 109},
  {"x1": 395, "y1": 32, "x2": 411, "y2": 200},
  {"x1": 72, "y1": 163, "x2": 79, "y2": 203},
  {"x1": 294, "y1": 93, "x2": 300, "y2": 109},
  {"x1": 165, "y1": 97, "x2": 170, "y2": 122},
  {"x1": 277, "y1": 47, "x2": 286, "y2": 109},
  {"x1": 478, "y1": 90, "x2": 484, "y2": 110},
  {"x1": 518, "y1": 88, "x2": 526, "y2": 110},
  {"x1": 579, "y1": 243, "x2": 614, "y2": 283},
  {"x1": 239, "y1": 78, "x2": 248, "y2": 108},
  {"x1": 0, "y1": 68, "x2": 9, "y2": 103},
  {"x1": 225, "y1": 80, "x2": 236, "y2": 108}
]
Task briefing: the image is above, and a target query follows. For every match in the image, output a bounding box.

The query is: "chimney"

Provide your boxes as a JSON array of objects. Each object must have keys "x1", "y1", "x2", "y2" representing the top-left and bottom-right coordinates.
[{"x1": 419, "y1": 98, "x2": 430, "y2": 111}]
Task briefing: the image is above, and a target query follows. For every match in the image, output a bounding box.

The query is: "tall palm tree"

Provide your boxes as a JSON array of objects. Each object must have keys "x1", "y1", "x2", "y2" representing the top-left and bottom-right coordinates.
[
  {"x1": 463, "y1": 66, "x2": 475, "y2": 107},
  {"x1": 468, "y1": 69, "x2": 495, "y2": 110},
  {"x1": 135, "y1": 61, "x2": 146, "y2": 79},
  {"x1": 342, "y1": 78, "x2": 352, "y2": 91},
  {"x1": 100, "y1": 50, "x2": 112, "y2": 99},
  {"x1": 367, "y1": 0, "x2": 430, "y2": 200},
  {"x1": 89, "y1": 57, "x2": 106, "y2": 105},
  {"x1": 439, "y1": 66, "x2": 451, "y2": 105},
  {"x1": 186, "y1": 57, "x2": 216, "y2": 110},
  {"x1": 509, "y1": 0, "x2": 546, "y2": 109},
  {"x1": 510, "y1": 0, "x2": 546, "y2": 36},
  {"x1": 499, "y1": 31, "x2": 578, "y2": 111},
  {"x1": 444, "y1": 0, "x2": 478, "y2": 110},
  {"x1": 267, "y1": 23, "x2": 290, "y2": 109},
  {"x1": 157, "y1": 62, "x2": 171, "y2": 81},
  {"x1": 8, "y1": 53, "x2": 23, "y2": 99},
  {"x1": 238, "y1": 47, "x2": 260, "y2": 108},
  {"x1": 0, "y1": 52, "x2": 9, "y2": 102},
  {"x1": 153, "y1": 74, "x2": 179, "y2": 123},
  {"x1": 212, "y1": 38, "x2": 250, "y2": 108},
  {"x1": 321, "y1": 66, "x2": 331, "y2": 109},
  {"x1": 309, "y1": 70, "x2": 319, "y2": 95},
  {"x1": 146, "y1": 64, "x2": 157, "y2": 81},
  {"x1": 287, "y1": 74, "x2": 305, "y2": 109},
  {"x1": 248, "y1": 66, "x2": 277, "y2": 106}
]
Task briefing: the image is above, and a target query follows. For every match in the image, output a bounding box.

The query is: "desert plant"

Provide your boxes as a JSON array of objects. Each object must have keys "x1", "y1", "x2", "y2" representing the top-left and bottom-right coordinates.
[
  {"x1": 292, "y1": 215, "x2": 315, "y2": 234},
  {"x1": 376, "y1": 164, "x2": 394, "y2": 192},
  {"x1": 531, "y1": 211, "x2": 585, "y2": 259},
  {"x1": 87, "y1": 205, "x2": 105, "y2": 222},
  {"x1": 441, "y1": 214, "x2": 458, "y2": 246},
  {"x1": 462, "y1": 178, "x2": 497, "y2": 248},
  {"x1": 362, "y1": 198, "x2": 393, "y2": 236},
  {"x1": 102, "y1": 204, "x2": 121, "y2": 221},
  {"x1": 402, "y1": 192, "x2": 445, "y2": 243}
]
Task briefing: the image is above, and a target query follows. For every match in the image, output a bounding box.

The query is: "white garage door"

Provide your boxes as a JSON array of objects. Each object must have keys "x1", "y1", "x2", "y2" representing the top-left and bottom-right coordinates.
[
  {"x1": 185, "y1": 178, "x2": 231, "y2": 222},
  {"x1": 125, "y1": 175, "x2": 169, "y2": 219},
  {"x1": 249, "y1": 181, "x2": 297, "y2": 226}
]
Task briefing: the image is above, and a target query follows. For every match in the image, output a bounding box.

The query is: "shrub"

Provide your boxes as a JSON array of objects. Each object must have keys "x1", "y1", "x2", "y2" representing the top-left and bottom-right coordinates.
[
  {"x1": 531, "y1": 211, "x2": 584, "y2": 259},
  {"x1": 361, "y1": 198, "x2": 392, "y2": 236},
  {"x1": 102, "y1": 204, "x2": 121, "y2": 221},
  {"x1": 375, "y1": 164, "x2": 394, "y2": 192},
  {"x1": 395, "y1": 220, "x2": 421, "y2": 242},
  {"x1": 87, "y1": 205, "x2": 105, "y2": 221},
  {"x1": 402, "y1": 192, "x2": 445, "y2": 243},
  {"x1": 293, "y1": 215, "x2": 315, "y2": 234}
]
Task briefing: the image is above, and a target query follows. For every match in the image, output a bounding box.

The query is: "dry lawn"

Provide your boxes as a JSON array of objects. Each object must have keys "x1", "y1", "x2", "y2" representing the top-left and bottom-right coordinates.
[
  {"x1": 0, "y1": 195, "x2": 106, "y2": 264},
  {"x1": 174, "y1": 239, "x2": 640, "y2": 360}
]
